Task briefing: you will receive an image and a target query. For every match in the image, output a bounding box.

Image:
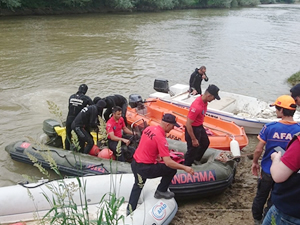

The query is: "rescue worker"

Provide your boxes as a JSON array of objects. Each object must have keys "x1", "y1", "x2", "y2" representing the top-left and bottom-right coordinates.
[
  {"x1": 127, "y1": 113, "x2": 194, "y2": 215},
  {"x1": 65, "y1": 84, "x2": 93, "y2": 150},
  {"x1": 106, "y1": 106, "x2": 134, "y2": 161},
  {"x1": 184, "y1": 84, "x2": 220, "y2": 166},
  {"x1": 94, "y1": 94, "x2": 128, "y2": 126},
  {"x1": 189, "y1": 66, "x2": 209, "y2": 95},
  {"x1": 71, "y1": 99, "x2": 106, "y2": 154}
]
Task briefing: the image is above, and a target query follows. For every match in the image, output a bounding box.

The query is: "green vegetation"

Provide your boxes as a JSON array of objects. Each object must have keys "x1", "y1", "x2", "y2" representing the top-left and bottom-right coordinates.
[
  {"x1": 287, "y1": 70, "x2": 300, "y2": 86},
  {"x1": 261, "y1": 0, "x2": 294, "y2": 3},
  {"x1": 23, "y1": 101, "x2": 125, "y2": 224},
  {"x1": 0, "y1": 0, "x2": 295, "y2": 13},
  {"x1": 26, "y1": 146, "x2": 125, "y2": 224}
]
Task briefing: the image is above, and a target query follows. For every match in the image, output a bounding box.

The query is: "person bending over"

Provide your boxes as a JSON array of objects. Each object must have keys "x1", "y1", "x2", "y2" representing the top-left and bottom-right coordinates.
[
  {"x1": 71, "y1": 100, "x2": 106, "y2": 154},
  {"x1": 94, "y1": 94, "x2": 128, "y2": 126},
  {"x1": 126, "y1": 113, "x2": 194, "y2": 215}
]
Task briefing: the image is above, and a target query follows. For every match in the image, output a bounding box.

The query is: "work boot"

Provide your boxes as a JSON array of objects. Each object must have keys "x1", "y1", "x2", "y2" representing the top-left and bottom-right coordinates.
[
  {"x1": 154, "y1": 190, "x2": 175, "y2": 199},
  {"x1": 254, "y1": 219, "x2": 262, "y2": 225},
  {"x1": 126, "y1": 208, "x2": 131, "y2": 216}
]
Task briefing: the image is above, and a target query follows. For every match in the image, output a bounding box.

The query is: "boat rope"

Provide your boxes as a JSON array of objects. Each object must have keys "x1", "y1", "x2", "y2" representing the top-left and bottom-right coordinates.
[
  {"x1": 18, "y1": 179, "x2": 53, "y2": 188},
  {"x1": 17, "y1": 173, "x2": 105, "y2": 189},
  {"x1": 31, "y1": 147, "x2": 109, "y2": 173}
]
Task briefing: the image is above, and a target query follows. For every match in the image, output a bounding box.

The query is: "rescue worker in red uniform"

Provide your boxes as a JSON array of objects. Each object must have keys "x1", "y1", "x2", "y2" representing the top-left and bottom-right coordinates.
[
  {"x1": 106, "y1": 106, "x2": 133, "y2": 161},
  {"x1": 126, "y1": 113, "x2": 194, "y2": 215},
  {"x1": 184, "y1": 84, "x2": 220, "y2": 166}
]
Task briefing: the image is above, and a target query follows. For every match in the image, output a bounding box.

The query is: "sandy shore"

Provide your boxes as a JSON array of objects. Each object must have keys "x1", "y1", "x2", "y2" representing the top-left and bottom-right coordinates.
[{"x1": 170, "y1": 135, "x2": 258, "y2": 225}]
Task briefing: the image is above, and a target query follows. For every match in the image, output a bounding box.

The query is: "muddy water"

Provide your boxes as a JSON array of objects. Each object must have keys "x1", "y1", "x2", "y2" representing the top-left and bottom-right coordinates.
[{"x1": 1, "y1": 4, "x2": 300, "y2": 187}]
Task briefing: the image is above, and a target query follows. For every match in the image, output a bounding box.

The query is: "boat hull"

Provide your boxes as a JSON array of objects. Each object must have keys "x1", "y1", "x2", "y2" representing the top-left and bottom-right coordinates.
[
  {"x1": 127, "y1": 98, "x2": 248, "y2": 150},
  {"x1": 149, "y1": 84, "x2": 290, "y2": 134},
  {"x1": 0, "y1": 174, "x2": 177, "y2": 225},
  {"x1": 5, "y1": 139, "x2": 237, "y2": 201}
]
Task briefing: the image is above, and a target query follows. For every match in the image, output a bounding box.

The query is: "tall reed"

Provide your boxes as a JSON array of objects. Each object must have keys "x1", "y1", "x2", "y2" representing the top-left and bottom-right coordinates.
[{"x1": 23, "y1": 101, "x2": 126, "y2": 224}]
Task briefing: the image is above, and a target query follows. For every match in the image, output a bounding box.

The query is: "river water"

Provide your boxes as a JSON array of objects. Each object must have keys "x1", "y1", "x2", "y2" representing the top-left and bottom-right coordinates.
[{"x1": 1, "y1": 4, "x2": 300, "y2": 187}]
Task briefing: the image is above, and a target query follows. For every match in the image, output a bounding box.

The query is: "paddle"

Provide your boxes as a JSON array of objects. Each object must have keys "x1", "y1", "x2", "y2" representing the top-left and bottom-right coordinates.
[{"x1": 181, "y1": 91, "x2": 191, "y2": 100}]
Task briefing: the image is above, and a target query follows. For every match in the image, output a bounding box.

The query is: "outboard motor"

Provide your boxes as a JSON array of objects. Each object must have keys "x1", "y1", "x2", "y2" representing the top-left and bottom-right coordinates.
[
  {"x1": 129, "y1": 94, "x2": 147, "y2": 115},
  {"x1": 129, "y1": 94, "x2": 143, "y2": 108},
  {"x1": 42, "y1": 119, "x2": 63, "y2": 147},
  {"x1": 153, "y1": 79, "x2": 174, "y2": 96},
  {"x1": 153, "y1": 79, "x2": 170, "y2": 93}
]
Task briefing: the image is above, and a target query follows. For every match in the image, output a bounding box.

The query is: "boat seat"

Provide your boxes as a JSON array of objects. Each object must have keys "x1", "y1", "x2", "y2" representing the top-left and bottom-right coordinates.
[
  {"x1": 169, "y1": 84, "x2": 189, "y2": 95},
  {"x1": 147, "y1": 107, "x2": 164, "y2": 120},
  {"x1": 208, "y1": 96, "x2": 236, "y2": 110},
  {"x1": 149, "y1": 92, "x2": 171, "y2": 100}
]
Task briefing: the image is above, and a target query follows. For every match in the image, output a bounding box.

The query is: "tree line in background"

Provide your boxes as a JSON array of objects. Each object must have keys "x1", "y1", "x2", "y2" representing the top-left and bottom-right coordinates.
[{"x1": 0, "y1": 0, "x2": 295, "y2": 13}]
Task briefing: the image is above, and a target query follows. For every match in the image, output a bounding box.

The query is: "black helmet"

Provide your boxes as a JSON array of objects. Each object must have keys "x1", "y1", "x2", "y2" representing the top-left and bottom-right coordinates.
[
  {"x1": 78, "y1": 84, "x2": 88, "y2": 94},
  {"x1": 96, "y1": 100, "x2": 106, "y2": 110},
  {"x1": 93, "y1": 96, "x2": 101, "y2": 104}
]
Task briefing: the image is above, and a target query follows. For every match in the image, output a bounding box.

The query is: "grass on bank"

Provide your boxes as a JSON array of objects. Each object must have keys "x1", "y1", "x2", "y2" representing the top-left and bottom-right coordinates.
[
  {"x1": 23, "y1": 101, "x2": 126, "y2": 224},
  {"x1": 287, "y1": 70, "x2": 300, "y2": 86}
]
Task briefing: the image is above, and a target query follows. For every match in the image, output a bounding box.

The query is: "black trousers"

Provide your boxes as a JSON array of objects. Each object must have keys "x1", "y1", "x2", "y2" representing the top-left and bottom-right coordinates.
[
  {"x1": 108, "y1": 139, "x2": 125, "y2": 162},
  {"x1": 127, "y1": 159, "x2": 177, "y2": 212},
  {"x1": 184, "y1": 125, "x2": 210, "y2": 166},
  {"x1": 73, "y1": 127, "x2": 94, "y2": 154},
  {"x1": 252, "y1": 170, "x2": 274, "y2": 220},
  {"x1": 65, "y1": 116, "x2": 75, "y2": 150}
]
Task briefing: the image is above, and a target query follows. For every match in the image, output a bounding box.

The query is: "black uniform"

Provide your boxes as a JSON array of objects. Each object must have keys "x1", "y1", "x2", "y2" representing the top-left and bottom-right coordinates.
[
  {"x1": 103, "y1": 95, "x2": 128, "y2": 125},
  {"x1": 65, "y1": 85, "x2": 93, "y2": 150},
  {"x1": 189, "y1": 68, "x2": 208, "y2": 95},
  {"x1": 71, "y1": 100, "x2": 106, "y2": 154}
]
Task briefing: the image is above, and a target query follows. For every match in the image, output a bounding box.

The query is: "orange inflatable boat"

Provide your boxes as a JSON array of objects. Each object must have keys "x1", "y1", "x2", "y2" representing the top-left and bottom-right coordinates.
[{"x1": 126, "y1": 96, "x2": 248, "y2": 151}]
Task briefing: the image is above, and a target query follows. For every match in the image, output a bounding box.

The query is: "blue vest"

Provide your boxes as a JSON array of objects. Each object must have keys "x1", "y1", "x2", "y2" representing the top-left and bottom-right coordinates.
[{"x1": 259, "y1": 122, "x2": 300, "y2": 174}]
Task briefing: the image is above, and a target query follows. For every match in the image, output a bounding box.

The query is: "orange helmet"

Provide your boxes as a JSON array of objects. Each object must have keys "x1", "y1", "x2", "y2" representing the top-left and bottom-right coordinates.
[{"x1": 97, "y1": 148, "x2": 115, "y2": 160}]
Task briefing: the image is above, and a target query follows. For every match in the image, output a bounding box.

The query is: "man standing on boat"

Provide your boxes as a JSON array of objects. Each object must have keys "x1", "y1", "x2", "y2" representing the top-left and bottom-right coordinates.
[
  {"x1": 290, "y1": 83, "x2": 300, "y2": 106},
  {"x1": 251, "y1": 95, "x2": 300, "y2": 225},
  {"x1": 189, "y1": 66, "x2": 209, "y2": 95},
  {"x1": 106, "y1": 106, "x2": 134, "y2": 162},
  {"x1": 65, "y1": 84, "x2": 93, "y2": 150},
  {"x1": 127, "y1": 113, "x2": 194, "y2": 215},
  {"x1": 71, "y1": 99, "x2": 106, "y2": 154},
  {"x1": 184, "y1": 84, "x2": 220, "y2": 166}
]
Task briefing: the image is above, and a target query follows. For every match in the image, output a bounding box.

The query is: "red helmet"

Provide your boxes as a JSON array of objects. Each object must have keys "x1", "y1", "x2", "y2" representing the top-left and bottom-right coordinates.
[
  {"x1": 97, "y1": 148, "x2": 115, "y2": 160},
  {"x1": 89, "y1": 145, "x2": 100, "y2": 156}
]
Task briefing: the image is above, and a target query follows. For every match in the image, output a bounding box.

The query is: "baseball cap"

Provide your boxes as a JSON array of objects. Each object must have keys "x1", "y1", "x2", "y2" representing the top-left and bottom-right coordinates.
[
  {"x1": 290, "y1": 83, "x2": 300, "y2": 98},
  {"x1": 270, "y1": 95, "x2": 296, "y2": 110},
  {"x1": 207, "y1": 84, "x2": 220, "y2": 100},
  {"x1": 162, "y1": 113, "x2": 180, "y2": 127}
]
